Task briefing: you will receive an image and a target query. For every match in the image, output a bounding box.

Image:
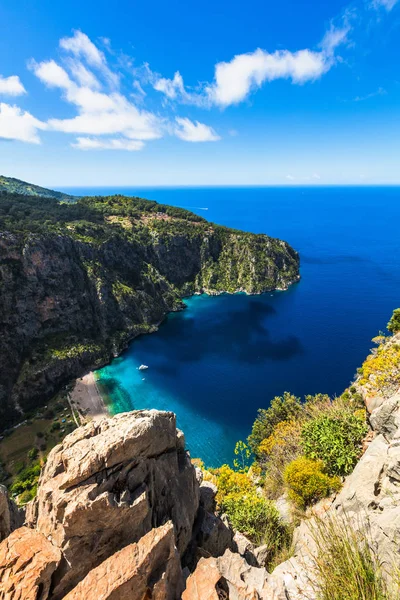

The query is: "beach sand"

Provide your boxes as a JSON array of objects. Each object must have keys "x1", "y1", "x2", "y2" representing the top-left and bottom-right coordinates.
[{"x1": 70, "y1": 371, "x2": 108, "y2": 421}]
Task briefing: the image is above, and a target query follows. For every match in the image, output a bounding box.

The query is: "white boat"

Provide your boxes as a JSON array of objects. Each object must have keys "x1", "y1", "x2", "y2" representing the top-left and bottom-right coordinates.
[{"x1": 138, "y1": 364, "x2": 149, "y2": 370}]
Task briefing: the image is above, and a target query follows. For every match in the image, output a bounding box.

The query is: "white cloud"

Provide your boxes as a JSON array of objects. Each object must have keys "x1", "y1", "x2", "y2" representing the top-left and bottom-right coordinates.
[
  {"x1": 67, "y1": 59, "x2": 101, "y2": 89},
  {"x1": 0, "y1": 103, "x2": 46, "y2": 143},
  {"x1": 370, "y1": 0, "x2": 398, "y2": 10},
  {"x1": 31, "y1": 43, "x2": 163, "y2": 145},
  {"x1": 153, "y1": 23, "x2": 349, "y2": 108},
  {"x1": 174, "y1": 117, "x2": 220, "y2": 142},
  {"x1": 60, "y1": 30, "x2": 119, "y2": 87},
  {"x1": 0, "y1": 75, "x2": 26, "y2": 96},
  {"x1": 354, "y1": 86, "x2": 387, "y2": 101},
  {"x1": 72, "y1": 137, "x2": 144, "y2": 151},
  {"x1": 153, "y1": 71, "x2": 207, "y2": 107},
  {"x1": 31, "y1": 59, "x2": 72, "y2": 90},
  {"x1": 206, "y1": 25, "x2": 349, "y2": 107},
  {"x1": 285, "y1": 174, "x2": 296, "y2": 181},
  {"x1": 154, "y1": 71, "x2": 184, "y2": 99}
]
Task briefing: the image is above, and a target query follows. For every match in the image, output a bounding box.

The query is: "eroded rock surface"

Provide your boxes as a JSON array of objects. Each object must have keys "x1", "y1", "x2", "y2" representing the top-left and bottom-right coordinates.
[
  {"x1": 183, "y1": 549, "x2": 272, "y2": 600},
  {"x1": 64, "y1": 522, "x2": 183, "y2": 600},
  {"x1": 26, "y1": 410, "x2": 199, "y2": 599},
  {"x1": 0, "y1": 485, "x2": 23, "y2": 541},
  {"x1": 0, "y1": 526, "x2": 61, "y2": 600}
]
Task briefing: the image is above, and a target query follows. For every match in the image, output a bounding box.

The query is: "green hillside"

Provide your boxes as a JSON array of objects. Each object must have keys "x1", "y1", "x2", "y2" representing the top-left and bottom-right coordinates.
[{"x1": 0, "y1": 175, "x2": 76, "y2": 202}]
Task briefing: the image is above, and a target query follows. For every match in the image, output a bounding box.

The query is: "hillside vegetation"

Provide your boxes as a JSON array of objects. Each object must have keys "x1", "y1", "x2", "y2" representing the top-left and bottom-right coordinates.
[
  {"x1": 0, "y1": 189, "x2": 299, "y2": 428},
  {"x1": 0, "y1": 175, "x2": 75, "y2": 202}
]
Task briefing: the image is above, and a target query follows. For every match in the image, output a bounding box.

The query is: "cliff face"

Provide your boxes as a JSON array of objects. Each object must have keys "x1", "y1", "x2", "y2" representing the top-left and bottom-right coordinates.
[
  {"x1": 0, "y1": 409, "x2": 288, "y2": 600},
  {"x1": 0, "y1": 193, "x2": 299, "y2": 428}
]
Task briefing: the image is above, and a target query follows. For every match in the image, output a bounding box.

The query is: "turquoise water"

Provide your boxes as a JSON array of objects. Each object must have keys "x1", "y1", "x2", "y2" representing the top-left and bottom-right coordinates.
[{"x1": 62, "y1": 186, "x2": 400, "y2": 466}]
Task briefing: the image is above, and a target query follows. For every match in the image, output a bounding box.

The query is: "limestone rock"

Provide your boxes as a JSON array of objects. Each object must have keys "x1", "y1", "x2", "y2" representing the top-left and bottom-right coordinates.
[
  {"x1": 0, "y1": 526, "x2": 61, "y2": 600},
  {"x1": 253, "y1": 545, "x2": 270, "y2": 569},
  {"x1": 370, "y1": 394, "x2": 400, "y2": 441},
  {"x1": 183, "y1": 549, "x2": 272, "y2": 600},
  {"x1": 26, "y1": 410, "x2": 199, "y2": 599},
  {"x1": 64, "y1": 522, "x2": 183, "y2": 600},
  {"x1": 0, "y1": 485, "x2": 23, "y2": 541},
  {"x1": 199, "y1": 480, "x2": 217, "y2": 513},
  {"x1": 233, "y1": 531, "x2": 258, "y2": 567},
  {"x1": 182, "y1": 557, "x2": 222, "y2": 600},
  {"x1": 267, "y1": 555, "x2": 315, "y2": 600},
  {"x1": 186, "y1": 507, "x2": 234, "y2": 569}
]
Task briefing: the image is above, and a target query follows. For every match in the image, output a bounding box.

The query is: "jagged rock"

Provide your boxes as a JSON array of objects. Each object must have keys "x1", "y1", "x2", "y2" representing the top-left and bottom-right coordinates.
[
  {"x1": 0, "y1": 485, "x2": 23, "y2": 541},
  {"x1": 183, "y1": 549, "x2": 273, "y2": 600},
  {"x1": 365, "y1": 394, "x2": 385, "y2": 414},
  {"x1": 26, "y1": 410, "x2": 199, "y2": 599},
  {"x1": 267, "y1": 555, "x2": 315, "y2": 600},
  {"x1": 181, "y1": 557, "x2": 222, "y2": 600},
  {"x1": 370, "y1": 394, "x2": 400, "y2": 440},
  {"x1": 233, "y1": 531, "x2": 258, "y2": 567},
  {"x1": 0, "y1": 526, "x2": 61, "y2": 600},
  {"x1": 333, "y1": 433, "x2": 389, "y2": 515},
  {"x1": 253, "y1": 545, "x2": 271, "y2": 569},
  {"x1": 199, "y1": 480, "x2": 217, "y2": 513},
  {"x1": 63, "y1": 522, "x2": 183, "y2": 600},
  {"x1": 194, "y1": 508, "x2": 234, "y2": 558}
]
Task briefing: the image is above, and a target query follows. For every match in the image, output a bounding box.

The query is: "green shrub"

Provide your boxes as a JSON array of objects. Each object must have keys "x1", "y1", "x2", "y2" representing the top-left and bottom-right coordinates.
[
  {"x1": 301, "y1": 412, "x2": 368, "y2": 476},
  {"x1": 223, "y1": 491, "x2": 287, "y2": 549},
  {"x1": 28, "y1": 447, "x2": 39, "y2": 461},
  {"x1": 213, "y1": 464, "x2": 253, "y2": 505},
  {"x1": 10, "y1": 462, "x2": 41, "y2": 501},
  {"x1": 248, "y1": 393, "x2": 303, "y2": 453},
  {"x1": 284, "y1": 457, "x2": 341, "y2": 508},
  {"x1": 388, "y1": 308, "x2": 400, "y2": 334},
  {"x1": 18, "y1": 486, "x2": 38, "y2": 505}
]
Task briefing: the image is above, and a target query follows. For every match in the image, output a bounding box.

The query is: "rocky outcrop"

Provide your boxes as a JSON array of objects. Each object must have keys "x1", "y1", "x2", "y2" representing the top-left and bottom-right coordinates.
[
  {"x1": 267, "y1": 384, "x2": 400, "y2": 599},
  {"x1": 0, "y1": 484, "x2": 23, "y2": 541},
  {"x1": 183, "y1": 550, "x2": 272, "y2": 600},
  {"x1": 26, "y1": 410, "x2": 199, "y2": 599},
  {"x1": 64, "y1": 522, "x2": 184, "y2": 600},
  {"x1": 0, "y1": 194, "x2": 299, "y2": 429},
  {"x1": 0, "y1": 526, "x2": 61, "y2": 600}
]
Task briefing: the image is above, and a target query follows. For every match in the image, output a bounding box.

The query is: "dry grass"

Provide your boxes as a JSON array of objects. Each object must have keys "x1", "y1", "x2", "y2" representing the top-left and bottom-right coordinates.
[{"x1": 308, "y1": 514, "x2": 398, "y2": 600}]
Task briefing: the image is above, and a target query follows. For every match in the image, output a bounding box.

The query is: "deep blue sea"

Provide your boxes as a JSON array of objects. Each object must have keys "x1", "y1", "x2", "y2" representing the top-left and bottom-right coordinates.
[{"x1": 61, "y1": 186, "x2": 400, "y2": 466}]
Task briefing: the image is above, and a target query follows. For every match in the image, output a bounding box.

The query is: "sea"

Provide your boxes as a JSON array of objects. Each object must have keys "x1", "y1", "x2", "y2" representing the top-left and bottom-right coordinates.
[{"x1": 60, "y1": 186, "x2": 400, "y2": 466}]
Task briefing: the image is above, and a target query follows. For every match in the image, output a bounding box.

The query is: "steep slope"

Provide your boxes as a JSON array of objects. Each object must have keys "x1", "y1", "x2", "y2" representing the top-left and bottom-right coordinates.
[
  {"x1": 0, "y1": 191, "x2": 300, "y2": 428},
  {"x1": 0, "y1": 175, "x2": 75, "y2": 202}
]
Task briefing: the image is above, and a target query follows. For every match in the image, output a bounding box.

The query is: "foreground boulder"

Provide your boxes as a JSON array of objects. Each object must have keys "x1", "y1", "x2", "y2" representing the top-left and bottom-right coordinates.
[
  {"x1": 183, "y1": 549, "x2": 272, "y2": 600},
  {"x1": 0, "y1": 526, "x2": 61, "y2": 600},
  {"x1": 64, "y1": 522, "x2": 183, "y2": 600},
  {"x1": 26, "y1": 410, "x2": 199, "y2": 599}
]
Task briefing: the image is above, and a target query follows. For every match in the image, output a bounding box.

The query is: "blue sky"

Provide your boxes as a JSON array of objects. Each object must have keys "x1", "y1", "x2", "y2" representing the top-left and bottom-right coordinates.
[{"x1": 0, "y1": 0, "x2": 399, "y2": 186}]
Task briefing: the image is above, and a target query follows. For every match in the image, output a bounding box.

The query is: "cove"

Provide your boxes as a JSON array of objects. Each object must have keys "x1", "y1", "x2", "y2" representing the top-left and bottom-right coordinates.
[{"x1": 61, "y1": 186, "x2": 400, "y2": 467}]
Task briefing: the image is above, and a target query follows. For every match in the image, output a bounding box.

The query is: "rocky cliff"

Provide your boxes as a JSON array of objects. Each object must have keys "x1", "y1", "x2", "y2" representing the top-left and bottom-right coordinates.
[
  {"x1": 0, "y1": 191, "x2": 299, "y2": 428},
  {"x1": 0, "y1": 409, "x2": 272, "y2": 599},
  {"x1": 2, "y1": 382, "x2": 400, "y2": 599}
]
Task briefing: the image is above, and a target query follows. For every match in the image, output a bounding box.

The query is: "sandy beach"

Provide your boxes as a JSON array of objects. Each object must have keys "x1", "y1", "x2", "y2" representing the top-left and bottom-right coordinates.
[{"x1": 69, "y1": 372, "x2": 108, "y2": 421}]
